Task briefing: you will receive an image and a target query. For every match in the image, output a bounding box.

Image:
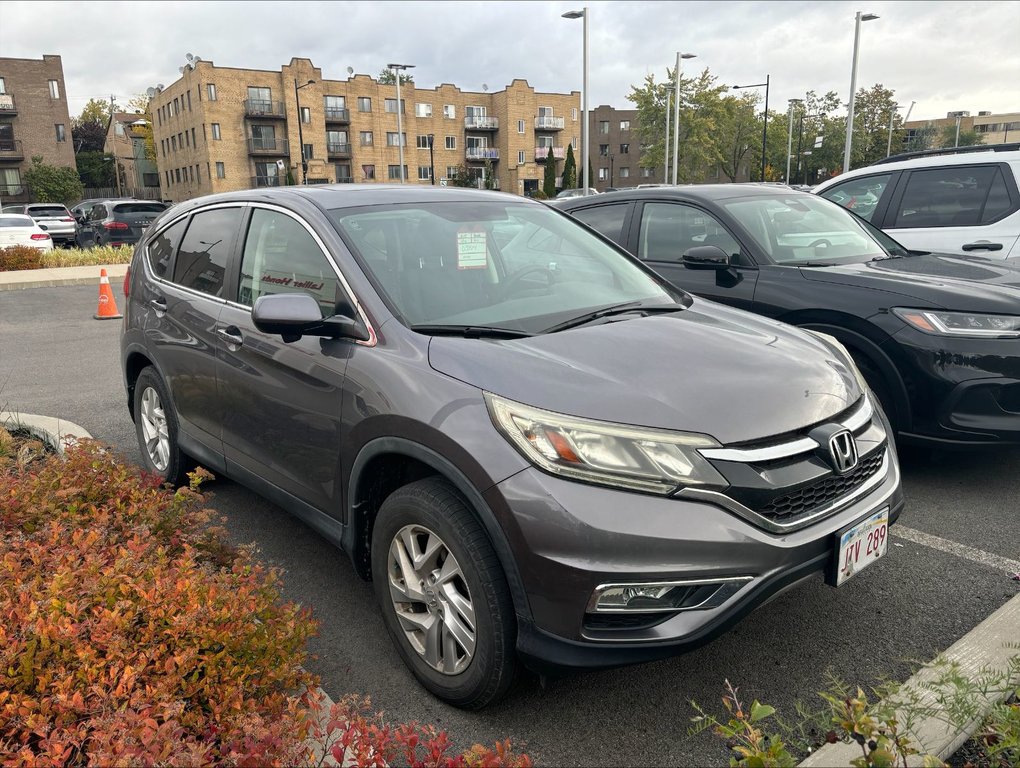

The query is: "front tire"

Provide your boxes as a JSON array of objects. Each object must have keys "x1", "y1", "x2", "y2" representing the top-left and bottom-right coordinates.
[
  {"x1": 133, "y1": 367, "x2": 193, "y2": 487},
  {"x1": 371, "y1": 477, "x2": 518, "y2": 709}
]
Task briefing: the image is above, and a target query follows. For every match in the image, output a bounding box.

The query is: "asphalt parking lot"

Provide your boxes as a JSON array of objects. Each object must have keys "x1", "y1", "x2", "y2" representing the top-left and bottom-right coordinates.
[{"x1": 2, "y1": 283, "x2": 1018, "y2": 766}]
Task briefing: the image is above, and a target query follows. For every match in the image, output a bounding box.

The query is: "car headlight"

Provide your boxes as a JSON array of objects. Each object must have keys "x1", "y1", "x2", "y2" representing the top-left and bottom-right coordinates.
[
  {"x1": 892, "y1": 309, "x2": 1020, "y2": 338},
  {"x1": 805, "y1": 330, "x2": 869, "y2": 394},
  {"x1": 485, "y1": 393, "x2": 726, "y2": 494}
]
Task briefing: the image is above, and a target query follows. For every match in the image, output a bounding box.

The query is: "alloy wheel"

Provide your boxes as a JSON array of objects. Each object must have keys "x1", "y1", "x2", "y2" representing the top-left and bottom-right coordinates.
[{"x1": 139, "y1": 386, "x2": 170, "y2": 472}]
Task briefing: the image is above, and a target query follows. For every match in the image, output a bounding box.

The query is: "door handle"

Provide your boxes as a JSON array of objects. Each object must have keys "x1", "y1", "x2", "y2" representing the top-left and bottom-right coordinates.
[
  {"x1": 148, "y1": 297, "x2": 167, "y2": 315},
  {"x1": 216, "y1": 327, "x2": 244, "y2": 346},
  {"x1": 962, "y1": 241, "x2": 1003, "y2": 252}
]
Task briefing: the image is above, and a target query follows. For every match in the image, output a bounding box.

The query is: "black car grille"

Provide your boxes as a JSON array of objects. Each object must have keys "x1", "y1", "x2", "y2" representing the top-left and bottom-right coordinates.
[{"x1": 760, "y1": 448, "x2": 885, "y2": 521}]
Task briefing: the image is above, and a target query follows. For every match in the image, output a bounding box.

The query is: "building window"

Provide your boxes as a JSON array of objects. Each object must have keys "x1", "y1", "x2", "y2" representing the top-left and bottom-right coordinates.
[
  {"x1": 358, "y1": 97, "x2": 371, "y2": 112},
  {"x1": 334, "y1": 163, "x2": 352, "y2": 181},
  {"x1": 572, "y1": 136, "x2": 578, "y2": 148},
  {"x1": 443, "y1": 104, "x2": 455, "y2": 119},
  {"x1": 303, "y1": 143, "x2": 313, "y2": 160},
  {"x1": 518, "y1": 150, "x2": 526, "y2": 165},
  {"x1": 387, "y1": 165, "x2": 408, "y2": 180},
  {"x1": 207, "y1": 83, "x2": 217, "y2": 101},
  {"x1": 362, "y1": 164, "x2": 376, "y2": 180},
  {"x1": 445, "y1": 136, "x2": 456, "y2": 150},
  {"x1": 55, "y1": 124, "x2": 66, "y2": 142},
  {"x1": 416, "y1": 134, "x2": 431, "y2": 149},
  {"x1": 174, "y1": 97, "x2": 180, "y2": 114},
  {"x1": 418, "y1": 166, "x2": 432, "y2": 181},
  {"x1": 115, "y1": 123, "x2": 126, "y2": 137},
  {"x1": 598, "y1": 168, "x2": 608, "y2": 181},
  {"x1": 215, "y1": 162, "x2": 225, "y2": 179},
  {"x1": 175, "y1": 168, "x2": 181, "y2": 183},
  {"x1": 620, "y1": 120, "x2": 630, "y2": 131},
  {"x1": 187, "y1": 91, "x2": 192, "y2": 111},
  {"x1": 171, "y1": 136, "x2": 177, "y2": 151},
  {"x1": 165, "y1": 170, "x2": 170, "y2": 186},
  {"x1": 599, "y1": 144, "x2": 609, "y2": 156},
  {"x1": 620, "y1": 143, "x2": 629, "y2": 154},
  {"x1": 572, "y1": 108, "x2": 578, "y2": 121},
  {"x1": 185, "y1": 130, "x2": 190, "y2": 147},
  {"x1": 194, "y1": 165, "x2": 200, "y2": 182},
  {"x1": 599, "y1": 121, "x2": 610, "y2": 134},
  {"x1": 518, "y1": 119, "x2": 525, "y2": 134},
  {"x1": 48, "y1": 80, "x2": 59, "y2": 99},
  {"x1": 301, "y1": 106, "x2": 311, "y2": 124},
  {"x1": 386, "y1": 132, "x2": 407, "y2": 147},
  {"x1": 619, "y1": 167, "x2": 630, "y2": 178},
  {"x1": 416, "y1": 103, "x2": 432, "y2": 117},
  {"x1": 447, "y1": 166, "x2": 459, "y2": 179},
  {"x1": 384, "y1": 98, "x2": 405, "y2": 114},
  {"x1": 0, "y1": 78, "x2": 5, "y2": 94},
  {"x1": 360, "y1": 131, "x2": 373, "y2": 146},
  {"x1": 211, "y1": 123, "x2": 221, "y2": 140},
  {"x1": 641, "y1": 167, "x2": 653, "y2": 177}
]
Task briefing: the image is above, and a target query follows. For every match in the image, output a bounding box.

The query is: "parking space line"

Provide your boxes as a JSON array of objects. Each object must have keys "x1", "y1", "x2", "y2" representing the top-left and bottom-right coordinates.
[{"x1": 892, "y1": 526, "x2": 1020, "y2": 574}]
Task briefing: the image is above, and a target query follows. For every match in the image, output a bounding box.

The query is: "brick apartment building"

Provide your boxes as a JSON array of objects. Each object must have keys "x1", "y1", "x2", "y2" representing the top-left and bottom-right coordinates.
[
  {"x1": 105, "y1": 112, "x2": 162, "y2": 198},
  {"x1": 903, "y1": 109, "x2": 1020, "y2": 148},
  {"x1": 0, "y1": 55, "x2": 76, "y2": 204},
  {"x1": 151, "y1": 57, "x2": 581, "y2": 202},
  {"x1": 589, "y1": 105, "x2": 658, "y2": 191}
]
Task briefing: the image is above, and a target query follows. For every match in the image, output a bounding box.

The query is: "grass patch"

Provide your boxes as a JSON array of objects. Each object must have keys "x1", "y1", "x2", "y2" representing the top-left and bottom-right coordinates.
[{"x1": 40, "y1": 245, "x2": 135, "y2": 268}]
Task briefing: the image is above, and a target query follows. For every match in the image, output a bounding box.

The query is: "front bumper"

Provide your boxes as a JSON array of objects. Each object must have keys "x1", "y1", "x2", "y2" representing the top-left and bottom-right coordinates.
[
  {"x1": 885, "y1": 327, "x2": 1020, "y2": 445},
  {"x1": 489, "y1": 444, "x2": 903, "y2": 672}
]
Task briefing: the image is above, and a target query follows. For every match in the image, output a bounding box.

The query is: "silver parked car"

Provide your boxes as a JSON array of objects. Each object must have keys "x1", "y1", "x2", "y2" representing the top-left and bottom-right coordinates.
[{"x1": 1, "y1": 203, "x2": 77, "y2": 247}]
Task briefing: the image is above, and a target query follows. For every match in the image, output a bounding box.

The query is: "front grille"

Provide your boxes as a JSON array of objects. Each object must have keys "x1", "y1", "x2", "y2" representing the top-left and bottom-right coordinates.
[
  {"x1": 760, "y1": 448, "x2": 885, "y2": 521},
  {"x1": 582, "y1": 612, "x2": 672, "y2": 631}
]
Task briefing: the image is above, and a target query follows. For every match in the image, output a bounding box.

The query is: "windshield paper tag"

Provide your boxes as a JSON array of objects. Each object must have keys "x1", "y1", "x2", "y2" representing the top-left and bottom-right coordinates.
[{"x1": 457, "y1": 230, "x2": 487, "y2": 270}]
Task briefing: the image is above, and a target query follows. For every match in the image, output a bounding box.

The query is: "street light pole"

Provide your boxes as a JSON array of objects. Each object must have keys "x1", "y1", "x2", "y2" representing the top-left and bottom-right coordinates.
[
  {"x1": 562, "y1": 9, "x2": 588, "y2": 194},
  {"x1": 294, "y1": 78, "x2": 315, "y2": 184},
  {"x1": 732, "y1": 75, "x2": 769, "y2": 181},
  {"x1": 663, "y1": 88, "x2": 672, "y2": 182},
  {"x1": 842, "y1": 11, "x2": 879, "y2": 173},
  {"x1": 672, "y1": 52, "x2": 697, "y2": 185},
  {"x1": 387, "y1": 63, "x2": 415, "y2": 183},
  {"x1": 786, "y1": 99, "x2": 801, "y2": 183}
]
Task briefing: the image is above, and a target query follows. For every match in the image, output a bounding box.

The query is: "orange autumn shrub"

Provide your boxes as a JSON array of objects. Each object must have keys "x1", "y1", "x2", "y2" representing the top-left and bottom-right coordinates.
[{"x1": 0, "y1": 245, "x2": 44, "y2": 272}]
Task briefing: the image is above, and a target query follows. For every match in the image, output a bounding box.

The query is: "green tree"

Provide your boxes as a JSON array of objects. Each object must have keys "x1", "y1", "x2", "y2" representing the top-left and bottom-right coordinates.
[
  {"x1": 378, "y1": 69, "x2": 414, "y2": 85},
  {"x1": 542, "y1": 147, "x2": 557, "y2": 197},
  {"x1": 562, "y1": 143, "x2": 577, "y2": 190},
  {"x1": 448, "y1": 164, "x2": 476, "y2": 188},
  {"x1": 75, "y1": 150, "x2": 116, "y2": 187},
  {"x1": 939, "y1": 124, "x2": 984, "y2": 149},
  {"x1": 717, "y1": 93, "x2": 759, "y2": 182},
  {"x1": 71, "y1": 98, "x2": 115, "y2": 154},
  {"x1": 482, "y1": 159, "x2": 498, "y2": 190},
  {"x1": 905, "y1": 123, "x2": 938, "y2": 152},
  {"x1": 846, "y1": 84, "x2": 901, "y2": 168},
  {"x1": 786, "y1": 90, "x2": 843, "y2": 183},
  {"x1": 24, "y1": 155, "x2": 84, "y2": 204}
]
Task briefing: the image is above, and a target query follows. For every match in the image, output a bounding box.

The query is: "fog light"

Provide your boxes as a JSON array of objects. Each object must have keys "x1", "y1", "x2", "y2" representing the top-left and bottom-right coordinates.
[{"x1": 587, "y1": 577, "x2": 752, "y2": 613}]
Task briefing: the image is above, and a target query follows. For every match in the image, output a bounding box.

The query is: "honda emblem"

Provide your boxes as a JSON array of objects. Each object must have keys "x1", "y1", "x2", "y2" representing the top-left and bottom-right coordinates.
[{"x1": 828, "y1": 430, "x2": 859, "y2": 474}]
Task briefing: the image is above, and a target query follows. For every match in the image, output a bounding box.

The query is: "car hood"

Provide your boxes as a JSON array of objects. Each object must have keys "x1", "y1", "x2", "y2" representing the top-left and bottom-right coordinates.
[
  {"x1": 800, "y1": 253, "x2": 1020, "y2": 311},
  {"x1": 428, "y1": 300, "x2": 861, "y2": 445}
]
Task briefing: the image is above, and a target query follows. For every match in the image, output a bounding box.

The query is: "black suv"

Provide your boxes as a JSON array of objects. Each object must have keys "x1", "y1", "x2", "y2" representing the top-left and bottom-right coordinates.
[
  {"x1": 121, "y1": 185, "x2": 901, "y2": 708},
  {"x1": 554, "y1": 185, "x2": 1020, "y2": 447},
  {"x1": 75, "y1": 199, "x2": 168, "y2": 248}
]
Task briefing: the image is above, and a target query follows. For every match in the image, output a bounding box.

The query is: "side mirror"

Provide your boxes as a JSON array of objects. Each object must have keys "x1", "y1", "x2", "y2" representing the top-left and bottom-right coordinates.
[
  {"x1": 682, "y1": 245, "x2": 731, "y2": 270},
  {"x1": 252, "y1": 292, "x2": 370, "y2": 343}
]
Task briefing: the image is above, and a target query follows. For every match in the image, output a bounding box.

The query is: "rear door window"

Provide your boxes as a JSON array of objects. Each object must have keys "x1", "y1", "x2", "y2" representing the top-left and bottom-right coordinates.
[
  {"x1": 817, "y1": 174, "x2": 892, "y2": 222},
  {"x1": 891, "y1": 165, "x2": 1008, "y2": 228},
  {"x1": 569, "y1": 202, "x2": 631, "y2": 245},
  {"x1": 148, "y1": 218, "x2": 187, "y2": 279},
  {"x1": 172, "y1": 207, "x2": 243, "y2": 297}
]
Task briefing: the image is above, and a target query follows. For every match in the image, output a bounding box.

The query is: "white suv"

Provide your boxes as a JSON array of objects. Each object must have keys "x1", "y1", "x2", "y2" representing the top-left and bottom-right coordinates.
[{"x1": 813, "y1": 147, "x2": 1020, "y2": 260}]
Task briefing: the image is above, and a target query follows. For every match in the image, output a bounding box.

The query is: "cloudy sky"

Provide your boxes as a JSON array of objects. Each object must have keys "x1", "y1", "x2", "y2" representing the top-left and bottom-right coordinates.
[{"x1": 3, "y1": 0, "x2": 1018, "y2": 122}]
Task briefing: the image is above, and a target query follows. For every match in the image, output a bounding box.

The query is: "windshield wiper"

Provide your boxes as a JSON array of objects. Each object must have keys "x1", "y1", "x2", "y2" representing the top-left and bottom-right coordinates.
[
  {"x1": 410, "y1": 324, "x2": 533, "y2": 339},
  {"x1": 542, "y1": 302, "x2": 685, "y2": 334},
  {"x1": 797, "y1": 261, "x2": 841, "y2": 267}
]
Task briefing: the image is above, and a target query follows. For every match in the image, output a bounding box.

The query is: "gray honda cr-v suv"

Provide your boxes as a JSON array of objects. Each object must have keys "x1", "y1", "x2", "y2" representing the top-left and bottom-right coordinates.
[{"x1": 120, "y1": 185, "x2": 903, "y2": 708}]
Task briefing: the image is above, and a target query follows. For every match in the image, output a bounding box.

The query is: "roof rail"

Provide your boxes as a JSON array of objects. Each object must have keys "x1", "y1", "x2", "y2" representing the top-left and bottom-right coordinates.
[{"x1": 871, "y1": 142, "x2": 1020, "y2": 166}]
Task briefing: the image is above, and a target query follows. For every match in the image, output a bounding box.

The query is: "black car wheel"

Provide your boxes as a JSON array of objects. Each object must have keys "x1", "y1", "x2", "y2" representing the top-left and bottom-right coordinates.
[
  {"x1": 133, "y1": 367, "x2": 194, "y2": 487},
  {"x1": 850, "y1": 351, "x2": 901, "y2": 434},
  {"x1": 371, "y1": 477, "x2": 518, "y2": 709}
]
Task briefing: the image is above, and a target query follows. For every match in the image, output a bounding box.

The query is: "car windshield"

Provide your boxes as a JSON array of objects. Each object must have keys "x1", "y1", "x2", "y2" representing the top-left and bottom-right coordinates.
[
  {"x1": 720, "y1": 194, "x2": 907, "y2": 265},
  {"x1": 0, "y1": 215, "x2": 33, "y2": 228},
  {"x1": 328, "y1": 200, "x2": 681, "y2": 333},
  {"x1": 112, "y1": 202, "x2": 167, "y2": 214}
]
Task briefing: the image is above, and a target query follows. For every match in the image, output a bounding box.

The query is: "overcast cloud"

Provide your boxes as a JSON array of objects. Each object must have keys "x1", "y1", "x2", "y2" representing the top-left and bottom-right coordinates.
[{"x1": 2, "y1": 0, "x2": 1018, "y2": 122}]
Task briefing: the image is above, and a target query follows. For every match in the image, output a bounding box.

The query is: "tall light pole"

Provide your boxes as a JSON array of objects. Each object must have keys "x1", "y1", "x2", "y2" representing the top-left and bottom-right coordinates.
[
  {"x1": 387, "y1": 63, "x2": 415, "y2": 183},
  {"x1": 562, "y1": 9, "x2": 588, "y2": 194},
  {"x1": 663, "y1": 87, "x2": 673, "y2": 182},
  {"x1": 842, "y1": 11, "x2": 879, "y2": 173},
  {"x1": 294, "y1": 78, "x2": 315, "y2": 184},
  {"x1": 672, "y1": 52, "x2": 697, "y2": 185},
  {"x1": 732, "y1": 74, "x2": 769, "y2": 181},
  {"x1": 786, "y1": 98, "x2": 802, "y2": 183}
]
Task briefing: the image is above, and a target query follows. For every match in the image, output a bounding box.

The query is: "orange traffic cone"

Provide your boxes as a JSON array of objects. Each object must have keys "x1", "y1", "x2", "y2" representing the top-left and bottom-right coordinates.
[{"x1": 94, "y1": 268, "x2": 123, "y2": 320}]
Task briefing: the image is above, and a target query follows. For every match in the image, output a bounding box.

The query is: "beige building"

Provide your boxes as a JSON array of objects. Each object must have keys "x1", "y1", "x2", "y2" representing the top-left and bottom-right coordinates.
[
  {"x1": 903, "y1": 109, "x2": 1020, "y2": 148},
  {"x1": 151, "y1": 57, "x2": 581, "y2": 202},
  {"x1": 104, "y1": 111, "x2": 162, "y2": 198},
  {"x1": 0, "y1": 54, "x2": 76, "y2": 204}
]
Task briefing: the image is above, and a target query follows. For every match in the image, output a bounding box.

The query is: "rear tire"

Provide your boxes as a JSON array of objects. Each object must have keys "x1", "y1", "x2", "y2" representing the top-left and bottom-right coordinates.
[
  {"x1": 371, "y1": 477, "x2": 518, "y2": 709},
  {"x1": 133, "y1": 367, "x2": 194, "y2": 487}
]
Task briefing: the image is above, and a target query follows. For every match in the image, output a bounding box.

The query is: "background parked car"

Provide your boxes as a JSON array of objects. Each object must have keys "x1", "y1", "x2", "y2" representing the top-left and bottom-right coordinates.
[
  {"x1": 814, "y1": 146, "x2": 1020, "y2": 259},
  {"x1": 554, "y1": 184, "x2": 1020, "y2": 447},
  {"x1": 76, "y1": 199, "x2": 169, "y2": 248},
  {"x1": 555, "y1": 188, "x2": 600, "y2": 199},
  {"x1": 1, "y1": 203, "x2": 76, "y2": 247},
  {"x1": 0, "y1": 213, "x2": 53, "y2": 251}
]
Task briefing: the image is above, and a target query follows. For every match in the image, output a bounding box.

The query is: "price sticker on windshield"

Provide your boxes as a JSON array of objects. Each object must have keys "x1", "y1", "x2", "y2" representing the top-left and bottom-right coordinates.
[{"x1": 457, "y1": 230, "x2": 488, "y2": 270}]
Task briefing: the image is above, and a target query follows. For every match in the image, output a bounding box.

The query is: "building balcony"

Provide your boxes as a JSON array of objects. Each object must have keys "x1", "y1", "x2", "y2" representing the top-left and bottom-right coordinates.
[
  {"x1": 244, "y1": 99, "x2": 287, "y2": 119},
  {"x1": 324, "y1": 107, "x2": 350, "y2": 123},
  {"x1": 0, "y1": 140, "x2": 24, "y2": 161},
  {"x1": 0, "y1": 182, "x2": 29, "y2": 201},
  {"x1": 247, "y1": 138, "x2": 290, "y2": 155},
  {"x1": 535, "y1": 146, "x2": 565, "y2": 161},
  {"x1": 535, "y1": 115, "x2": 565, "y2": 131},
  {"x1": 327, "y1": 142, "x2": 352, "y2": 158},
  {"x1": 465, "y1": 147, "x2": 499, "y2": 162},
  {"x1": 464, "y1": 115, "x2": 499, "y2": 130},
  {"x1": 0, "y1": 93, "x2": 16, "y2": 115},
  {"x1": 250, "y1": 175, "x2": 284, "y2": 188}
]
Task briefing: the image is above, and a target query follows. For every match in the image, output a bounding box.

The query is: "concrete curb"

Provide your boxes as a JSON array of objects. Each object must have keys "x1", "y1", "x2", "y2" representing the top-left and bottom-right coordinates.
[
  {"x1": 0, "y1": 411, "x2": 93, "y2": 456},
  {"x1": 800, "y1": 591, "x2": 1020, "y2": 766},
  {"x1": 0, "y1": 263, "x2": 128, "y2": 291}
]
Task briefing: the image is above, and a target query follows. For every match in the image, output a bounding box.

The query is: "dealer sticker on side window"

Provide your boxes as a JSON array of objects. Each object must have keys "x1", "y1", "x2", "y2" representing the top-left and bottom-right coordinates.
[{"x1": 457, "y1": 230, "x2": 487, "y2": 270}]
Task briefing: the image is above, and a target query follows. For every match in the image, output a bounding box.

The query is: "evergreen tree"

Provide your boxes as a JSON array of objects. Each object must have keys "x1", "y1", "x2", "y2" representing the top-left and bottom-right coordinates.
[
  {"x1": 542, "y1": 147, "x2": 557, "y2": 197},
  {"x1": 562, "y1": 144, "x2": 577, "y2": 190}
]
